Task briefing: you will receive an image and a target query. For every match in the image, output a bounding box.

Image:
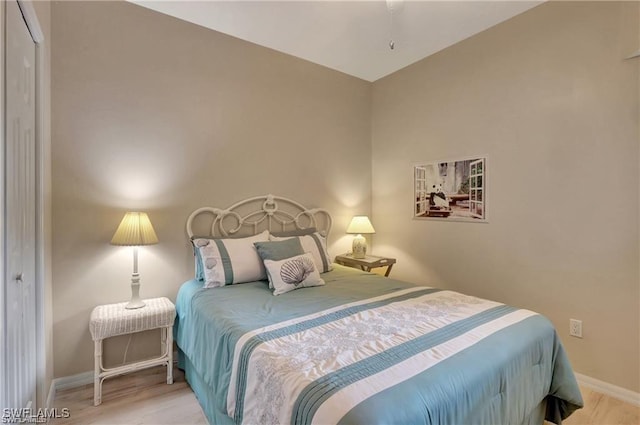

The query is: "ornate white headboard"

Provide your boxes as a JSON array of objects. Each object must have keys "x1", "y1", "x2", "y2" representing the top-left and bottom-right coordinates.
[{"x1": 186, "y1": 194, "x2": 332, "y2": 239}]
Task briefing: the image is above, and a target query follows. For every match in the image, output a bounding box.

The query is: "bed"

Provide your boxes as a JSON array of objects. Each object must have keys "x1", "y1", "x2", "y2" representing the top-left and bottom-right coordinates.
[{"x1": 176, "y1": 194, "x2": 583, "y2": 425}]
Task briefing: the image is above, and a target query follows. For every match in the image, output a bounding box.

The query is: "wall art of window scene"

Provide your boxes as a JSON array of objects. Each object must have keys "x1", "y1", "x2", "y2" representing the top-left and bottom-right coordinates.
[{"x1": 414, "y1": 157, "x2": 486, "y2": 222}]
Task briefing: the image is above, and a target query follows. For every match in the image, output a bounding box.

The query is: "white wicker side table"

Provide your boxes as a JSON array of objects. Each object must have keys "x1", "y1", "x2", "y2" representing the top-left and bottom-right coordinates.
[{"x1": 89, "y1": 297, "x2": 176, "y2": 406}]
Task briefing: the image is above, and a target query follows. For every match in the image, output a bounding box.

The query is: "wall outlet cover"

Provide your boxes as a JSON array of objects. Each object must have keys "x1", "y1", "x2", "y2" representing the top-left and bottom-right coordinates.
[{"x1": 569, "y1": 319, "x2": 583, "y2": 338}]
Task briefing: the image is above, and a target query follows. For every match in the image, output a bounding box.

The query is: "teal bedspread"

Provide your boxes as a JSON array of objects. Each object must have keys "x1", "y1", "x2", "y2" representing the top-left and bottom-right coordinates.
[{"x1": 175, "y1": 265, "x2": 582, "y2": 425}]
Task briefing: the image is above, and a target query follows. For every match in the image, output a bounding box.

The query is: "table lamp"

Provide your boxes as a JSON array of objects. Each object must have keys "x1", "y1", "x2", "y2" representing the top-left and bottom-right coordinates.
[
  {"x1": 110, "y1": 212, "x2": 158, "y2": 309},
  {"x1": 346, "y1": 216, "x2": 375, "y2": 259}
]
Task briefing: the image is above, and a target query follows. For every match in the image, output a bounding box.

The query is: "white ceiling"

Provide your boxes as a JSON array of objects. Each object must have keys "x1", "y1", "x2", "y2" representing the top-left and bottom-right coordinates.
[{"x1": 130, "y1": 1, "x2": 542, "y2": 82}]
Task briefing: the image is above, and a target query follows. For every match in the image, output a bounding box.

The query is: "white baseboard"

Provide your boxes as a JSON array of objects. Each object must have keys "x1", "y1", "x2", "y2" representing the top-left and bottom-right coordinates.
[
  {"x1": 45, "y1": 379, "x2": 56, "y2": 409},
  {"x1": 52, "y1": 371, "x2": 93, "y2": 392},
  {"x1": 576, "y1": 373, "x2": 640, "y2": 407},
  {"x1": 52, "y1": 355, "x2": 179, "y2": 395}
]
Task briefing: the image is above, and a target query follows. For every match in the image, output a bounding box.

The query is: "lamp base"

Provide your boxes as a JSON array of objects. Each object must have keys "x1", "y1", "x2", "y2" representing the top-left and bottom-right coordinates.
[
  {"x1": 352, "y1": 234, "x2": 367, "y2": 259},
  {"x1": 125, "y1": 299, "x2": 146, "y2": 309}
]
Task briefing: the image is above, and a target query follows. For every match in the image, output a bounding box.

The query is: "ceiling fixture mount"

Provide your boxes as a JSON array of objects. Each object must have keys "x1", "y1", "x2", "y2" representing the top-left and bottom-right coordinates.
[{"x1": 386, "y1": 0, "x2": 404, "y2": 51}]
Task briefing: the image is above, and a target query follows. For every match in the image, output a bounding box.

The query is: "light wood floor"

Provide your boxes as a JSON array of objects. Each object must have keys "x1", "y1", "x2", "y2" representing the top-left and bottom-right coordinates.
[
  {"x1": 52, "y1": 366, "x2": 638, "y2": 424},
  {"x1": 562, "y1": 386, "x2": 639, "y2": 425},
  {"x1": 51, "y1": 366, "x2": 207, "y2": 425}
]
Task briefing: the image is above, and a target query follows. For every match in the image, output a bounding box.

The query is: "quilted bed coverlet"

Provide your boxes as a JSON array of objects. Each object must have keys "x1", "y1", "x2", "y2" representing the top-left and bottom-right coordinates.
[{"x1": 175, "y1": 265, "x2": 583, "y2": 425}]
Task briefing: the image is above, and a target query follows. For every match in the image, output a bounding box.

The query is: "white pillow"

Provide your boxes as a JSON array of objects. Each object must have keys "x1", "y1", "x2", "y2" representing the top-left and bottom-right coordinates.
[
  {"x1": 270, "y1": 232, "x2": 332, "y2": 273},
  {"x1": 264, "y1": 252, "x2": 325, "y2": 296},
  {"x1": 192, "y1": 230, "x2": 269, "y2": 288}
]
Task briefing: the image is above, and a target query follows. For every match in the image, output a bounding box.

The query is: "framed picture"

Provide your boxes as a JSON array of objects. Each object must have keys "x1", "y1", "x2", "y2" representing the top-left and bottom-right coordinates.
[{"x1": 414, "y1": 157, "x2": 487, "y2": 222}]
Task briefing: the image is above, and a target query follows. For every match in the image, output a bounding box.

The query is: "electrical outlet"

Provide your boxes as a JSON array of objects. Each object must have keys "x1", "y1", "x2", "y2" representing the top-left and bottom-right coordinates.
[{"x1": 569, "y1": 319, "x2": 582, "y2": 338}]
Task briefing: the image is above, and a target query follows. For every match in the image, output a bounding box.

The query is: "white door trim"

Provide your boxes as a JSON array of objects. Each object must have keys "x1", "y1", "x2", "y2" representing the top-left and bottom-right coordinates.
[
  {"x1": 20, "y1": 0, "x2": 47, "y2": 409},
  {"x1": 34, "y1": 38, "x2": 47, "y2": 410},
  {"x1": 16, "y1": 1, "x2": 43, "y2": 44},
  {"x1": 0, "y1": 0, "x2": 6, "y2": 410}
]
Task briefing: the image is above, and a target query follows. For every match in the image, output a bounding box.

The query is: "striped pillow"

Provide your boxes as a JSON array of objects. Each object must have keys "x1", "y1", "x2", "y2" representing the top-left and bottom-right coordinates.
[
  {"x1": 270, "y1": 232, "x2": 332, "y2": 273},
  {"x1": 192, "y1": 230, "x2": 269, "y2": 288}
]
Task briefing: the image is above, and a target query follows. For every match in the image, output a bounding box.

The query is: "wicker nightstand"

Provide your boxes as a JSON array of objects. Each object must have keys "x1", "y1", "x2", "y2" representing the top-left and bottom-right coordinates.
[
  {"x1": 335, "y1": 253, "x2": 397, "y2": 277},
  {"x1": 89, "y1": 297, "x2": 176, "y2": 406}
]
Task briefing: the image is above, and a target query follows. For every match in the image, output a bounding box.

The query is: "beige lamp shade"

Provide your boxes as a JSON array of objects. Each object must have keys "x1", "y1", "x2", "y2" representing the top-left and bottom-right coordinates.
[
  {"x1": 110, "y1": 212, "x2": 159, "y2": 246},
  {"x1": 346, "y1": 216, "x2": 376, "y2": 234},
  {"x1": 111, "y1": 212, "x2": 158, "y2": 309}
]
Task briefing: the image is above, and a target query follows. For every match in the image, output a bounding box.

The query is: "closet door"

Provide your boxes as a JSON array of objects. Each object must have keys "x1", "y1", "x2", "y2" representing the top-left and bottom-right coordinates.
[{"x1": 4, "y1": 0, "x2": 36, "y2": 410}]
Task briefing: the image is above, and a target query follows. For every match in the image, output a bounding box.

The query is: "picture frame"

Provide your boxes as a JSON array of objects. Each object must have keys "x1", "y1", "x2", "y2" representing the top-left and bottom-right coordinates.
[{"x1": 413, "y1": 156, "x2": 487, "y2": 222}]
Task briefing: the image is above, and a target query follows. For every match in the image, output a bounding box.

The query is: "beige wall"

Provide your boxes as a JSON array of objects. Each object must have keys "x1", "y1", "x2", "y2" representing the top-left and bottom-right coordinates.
[
  {"x1": 372, "y1": 1, "x2": 639, "y2": 392},
  {"x1": 51, "y1": 1, "x2": 371, "y2": 377}
]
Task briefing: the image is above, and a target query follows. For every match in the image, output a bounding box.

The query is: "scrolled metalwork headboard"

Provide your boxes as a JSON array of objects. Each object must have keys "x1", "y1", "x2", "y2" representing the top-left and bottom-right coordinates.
[{"x1": 186, "y1": 194, "x2": 332, "y2": 239}]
